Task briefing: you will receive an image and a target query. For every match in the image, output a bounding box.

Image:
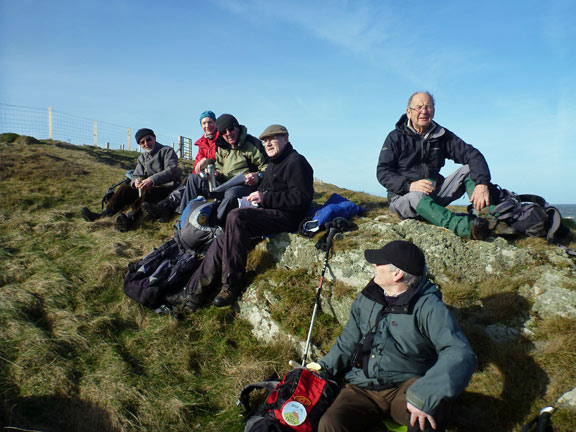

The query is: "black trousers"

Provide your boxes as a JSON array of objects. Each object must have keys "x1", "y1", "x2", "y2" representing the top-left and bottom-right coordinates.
[{"x1": 184, "y1": 207, "x2": 298, "y2": 300}]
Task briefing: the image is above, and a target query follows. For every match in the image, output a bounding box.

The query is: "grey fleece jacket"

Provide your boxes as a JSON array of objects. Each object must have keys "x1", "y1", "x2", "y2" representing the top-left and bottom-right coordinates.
[
  {"x1": 319, "y1": 277, "x2": 477, "y2": 415},
  {"x1": 132, "y1": 142, "x2": 180, "y2": 187}
]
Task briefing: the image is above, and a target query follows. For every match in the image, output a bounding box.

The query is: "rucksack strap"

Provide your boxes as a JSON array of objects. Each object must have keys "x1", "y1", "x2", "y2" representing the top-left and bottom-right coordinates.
[
  {"x1": 237, "y1": 381, "x2": 280, "y2": 413},
  {"x1": 518, "y1": 194, "x2": 548, "y2": 208}
]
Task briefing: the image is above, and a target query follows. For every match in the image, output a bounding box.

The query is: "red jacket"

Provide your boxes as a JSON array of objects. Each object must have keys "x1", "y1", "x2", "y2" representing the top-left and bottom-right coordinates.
[{"x1": 193, "y1": 131, "x2": 219, "y2": 172}]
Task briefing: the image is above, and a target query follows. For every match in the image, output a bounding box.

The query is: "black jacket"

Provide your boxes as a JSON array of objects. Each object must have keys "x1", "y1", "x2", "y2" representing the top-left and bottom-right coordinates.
[
  {"x1": 259, "y1": 143, "x2": 314, "y2": 220},
  {"x1": 377, "y1": 114, "x2": 491, "y2": 199}
]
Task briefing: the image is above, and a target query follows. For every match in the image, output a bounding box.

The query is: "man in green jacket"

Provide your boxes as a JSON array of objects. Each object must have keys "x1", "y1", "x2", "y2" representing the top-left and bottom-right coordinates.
[
  {"x1": 178, "y1": 114, "x2": 267, "y2": 224},
  {"x1": 315, "y1": 241, "x2": 477, "y2": 432}
]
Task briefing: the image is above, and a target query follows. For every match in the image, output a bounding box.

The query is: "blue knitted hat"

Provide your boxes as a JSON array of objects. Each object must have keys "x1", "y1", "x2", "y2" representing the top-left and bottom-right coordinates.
[{"x1": 199, "y1": 111, "x2": 216, "y2": 123}]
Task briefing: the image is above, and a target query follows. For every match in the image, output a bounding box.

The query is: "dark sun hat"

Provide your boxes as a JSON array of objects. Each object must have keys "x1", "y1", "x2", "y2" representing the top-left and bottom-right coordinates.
[
  {"x1": 364, "y1": 240, "x2": 425, "y2": 276},
  {"x1": 259, "y1": 124, "x2": 288, "y2": 140}
]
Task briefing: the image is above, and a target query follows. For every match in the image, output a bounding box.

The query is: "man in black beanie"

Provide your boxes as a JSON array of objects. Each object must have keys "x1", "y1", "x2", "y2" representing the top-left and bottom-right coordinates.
[
  {"x1": 81, "y1": 128, "x2": 181, "y2": 231},
  {"x1": 175, "y1": 113, "x2": 268, "y2": 224}
]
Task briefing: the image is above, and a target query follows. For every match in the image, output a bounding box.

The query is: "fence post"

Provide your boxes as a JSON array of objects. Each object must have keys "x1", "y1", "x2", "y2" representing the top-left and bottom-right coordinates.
[
  {"x1": 48, "y1": 107, "x2": 53, "y2": 140},
  {"x1": 178, "y1": 136, "x2": 183, "y2": 158},
  {"x1": 127, "y1": 127, "x2": 131, "y2": 151},
  {"x1": 93, "y1": 120, "x2": 98, "y2": 147}
]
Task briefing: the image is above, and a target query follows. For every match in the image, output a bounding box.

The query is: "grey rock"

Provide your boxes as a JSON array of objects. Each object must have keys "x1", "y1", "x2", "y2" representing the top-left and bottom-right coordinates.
[{"x1": 557, "y1": 387, "x2": 576, "y2": 410}]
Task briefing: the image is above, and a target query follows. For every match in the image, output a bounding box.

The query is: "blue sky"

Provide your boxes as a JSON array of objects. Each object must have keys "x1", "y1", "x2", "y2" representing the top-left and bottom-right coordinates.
[{"x1": 1, "y1": 0, "x2": 575, "y2": 203}]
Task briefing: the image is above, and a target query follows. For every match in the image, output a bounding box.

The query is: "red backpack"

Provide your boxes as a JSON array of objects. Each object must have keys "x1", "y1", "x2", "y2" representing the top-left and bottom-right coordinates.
[{"x1": 238, "y1": 368, "x2": 340, "y2": 432}]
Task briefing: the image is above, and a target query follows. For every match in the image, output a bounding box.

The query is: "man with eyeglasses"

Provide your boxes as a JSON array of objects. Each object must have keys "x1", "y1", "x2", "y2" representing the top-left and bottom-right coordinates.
[
  {"x1": 81, "y1": 128, "x2": 181, "y2": 231},
  {"x1": 167, "y1": 124, "x2": 314, "y2": 311},
  {"x1": 377, "y1": 91, "x2": 492, "y2": 240}
]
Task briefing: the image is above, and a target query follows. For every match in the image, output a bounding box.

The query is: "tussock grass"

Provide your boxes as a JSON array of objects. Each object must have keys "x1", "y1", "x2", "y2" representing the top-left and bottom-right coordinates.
[{"x1": 1, "y1": 136, "x2": 575, "y2": 431}]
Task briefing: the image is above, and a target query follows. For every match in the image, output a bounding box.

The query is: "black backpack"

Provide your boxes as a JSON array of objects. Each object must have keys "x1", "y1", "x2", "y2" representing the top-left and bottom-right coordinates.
[
  {"x1": 123, "y1": 239, "x2": 199, "y2": 310},
  {"x1": 488, "y1": 186, "x2": 566, "y2": 242},
  {"x1": 238, "y1": 368, "x2": 340, "y2": 432},
  {"x1": 123, "y1": 198, "x2": 223, "y2": 311}
]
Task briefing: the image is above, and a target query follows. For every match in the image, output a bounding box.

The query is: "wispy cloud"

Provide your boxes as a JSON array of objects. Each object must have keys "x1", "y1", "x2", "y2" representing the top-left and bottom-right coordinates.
[{"x1": 214, "y1": 0, "x2": 390, "y2": 54}]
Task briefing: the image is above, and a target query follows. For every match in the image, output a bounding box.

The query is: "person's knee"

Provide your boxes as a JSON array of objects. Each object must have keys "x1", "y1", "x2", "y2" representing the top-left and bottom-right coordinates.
[
  {"x1": 317, "y1": 409, "x2": 344, "y2": 432},
  {"x1": 390, "y1": 192, "x2": 426, "y2": 218}
]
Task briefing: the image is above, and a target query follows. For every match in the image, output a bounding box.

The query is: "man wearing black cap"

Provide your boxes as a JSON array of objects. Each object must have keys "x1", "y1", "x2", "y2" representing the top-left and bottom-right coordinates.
[
  {"x1": 81, "y1": 128, "x2": 180, "y2": 231},
  {"x1": 168, "y1": 124, "x2": 314, "y2": 309},
  {"x1": 314, "y1": 240, "x2": 477, "y2": 432},
  {"x1": 158, "y1": 113, "x2": 268, "y2": 224}
]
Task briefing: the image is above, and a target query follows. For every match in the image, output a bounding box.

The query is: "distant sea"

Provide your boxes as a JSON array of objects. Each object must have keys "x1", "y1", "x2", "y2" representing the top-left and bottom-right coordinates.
[{"x1": 555, "y1": 204, "x2": 576, "y2": 220}]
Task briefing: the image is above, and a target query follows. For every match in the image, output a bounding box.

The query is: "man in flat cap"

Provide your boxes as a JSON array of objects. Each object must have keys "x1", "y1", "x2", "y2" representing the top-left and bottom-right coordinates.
[
  {"x1": 81, "y1": 128, "x2": 181, "y2": 231},
  {"x1": 168, "y1": 124, "x2": 314, "y2": 309},
  {"x1": 314, "y1": 240, "x2": 477, "y2": 432}
]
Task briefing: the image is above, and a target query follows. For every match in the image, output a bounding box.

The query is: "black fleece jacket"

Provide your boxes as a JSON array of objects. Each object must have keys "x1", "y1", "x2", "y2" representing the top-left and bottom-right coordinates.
[
  {"x1": 377, "y1": 114, "x2": 491, "y2": 198},
  {"x1": 259, "y1": 142, "x2": 314, "y2": 220}
]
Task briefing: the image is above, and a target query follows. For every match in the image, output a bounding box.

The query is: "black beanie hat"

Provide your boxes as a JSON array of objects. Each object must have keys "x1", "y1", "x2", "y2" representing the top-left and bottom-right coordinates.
[
  {"x1": 135, "y1": 128, "x2": 155, "y2": 143},
  {"x1": 364, "y1": 240, "x2": 426, "y2": 276},
  {"x1": 215, "y1": 114, "x2": 240, "y2": 135}
]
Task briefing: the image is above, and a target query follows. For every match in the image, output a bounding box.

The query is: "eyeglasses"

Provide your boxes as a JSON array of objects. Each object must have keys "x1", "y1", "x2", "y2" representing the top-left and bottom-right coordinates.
[
  {"x1": 409, "y1": 104, "x2": 434, "y2": 112},
  {"x1": 139, "y1": 136, "x2": 154, "y2": 145}
]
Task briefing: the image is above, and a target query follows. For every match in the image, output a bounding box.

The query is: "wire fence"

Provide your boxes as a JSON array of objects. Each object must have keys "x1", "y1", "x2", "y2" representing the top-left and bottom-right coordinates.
[{"x1": 0, "y1": 103, "x2": 192, "y2": 157}]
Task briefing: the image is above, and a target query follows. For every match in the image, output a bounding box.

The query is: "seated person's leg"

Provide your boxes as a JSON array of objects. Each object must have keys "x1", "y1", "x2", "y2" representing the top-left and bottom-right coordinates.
[
  {"x1": 434, "y1": 165, "x2": 470, "y2": 207},
  {"x1": 389, "y1": 192, "x2": 426, "y2": 219},
  {"x1": 106, "y1": 184, "x2": 139, "y2": 215},
  {"x1": 390, "y1": 379, "x2": 449, "y2": 432},
  {"x1": 142, "y1": 184, "x2": 186, "y2": 221},
  {"x1": 179, "y1": 174, "x2": 209, "y2": 213},
  {"x1": 318, "y1": 384, "x2": 390, "y2": 432},
  {"x1": 215, "y1": 184, "x2": 255, "y2": 224}
]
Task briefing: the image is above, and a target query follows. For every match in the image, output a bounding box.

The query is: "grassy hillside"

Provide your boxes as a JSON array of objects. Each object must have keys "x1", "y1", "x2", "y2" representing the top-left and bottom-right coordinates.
[{"x1": 1, "y1": 135, "x2": 575, "y2": 431}]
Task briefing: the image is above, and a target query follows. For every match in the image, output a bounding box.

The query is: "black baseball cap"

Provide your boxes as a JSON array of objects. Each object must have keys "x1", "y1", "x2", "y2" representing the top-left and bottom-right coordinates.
[{"x1": 364, "y1": 240, "x2": 425, "y2": 276}]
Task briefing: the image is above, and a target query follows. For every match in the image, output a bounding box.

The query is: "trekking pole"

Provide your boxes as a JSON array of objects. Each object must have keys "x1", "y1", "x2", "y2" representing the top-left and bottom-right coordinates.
[
  {"x1": 301, "y1": 226, "x2": 338, "y2": 366},
  {"x1": 520, "y1": 406, "x2": 555, "y2": 432}
]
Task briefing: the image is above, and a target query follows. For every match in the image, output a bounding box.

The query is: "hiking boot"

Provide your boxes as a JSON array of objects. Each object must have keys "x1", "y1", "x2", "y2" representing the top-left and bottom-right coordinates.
[
  {"x1": 470, "y1": 217, "x2": 490, "y2": 240},
  {"x1": 165, "y1": 289, "x2": 201, "y2": 313},
  {"x1": 142, "y1": 198, "x2": 177, "y2": 222},
  {"x1": 213, "y1": 278, "x2": 243, "y2": 307},
  {"x1": 81, "y1": 207, "x2": 105, "y2": 222},
  {"x1": 115, "y1": 213, "x2": 133, "y2": 232}
]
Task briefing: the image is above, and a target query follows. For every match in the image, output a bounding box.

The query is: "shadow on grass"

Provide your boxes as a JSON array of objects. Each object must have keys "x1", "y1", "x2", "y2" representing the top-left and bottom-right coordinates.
[
  {"x1": 1, "y1": 393, "x2": 118, "y2": 432},
  {"x1": 451, "y1": 292, "x2": 548, "y2": 432}
]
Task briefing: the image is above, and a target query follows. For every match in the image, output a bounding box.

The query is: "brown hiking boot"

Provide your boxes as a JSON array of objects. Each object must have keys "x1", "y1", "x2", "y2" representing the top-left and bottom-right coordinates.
[
  {"x1": 165, "y1": 289, "x2": 201, "y2": 313},
  {"x1": 213, "y1": 277, "x2": 243, "y2": 307},
  {"x1": 470, "y1": 217, "x2": 490, "y2": 240}
]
